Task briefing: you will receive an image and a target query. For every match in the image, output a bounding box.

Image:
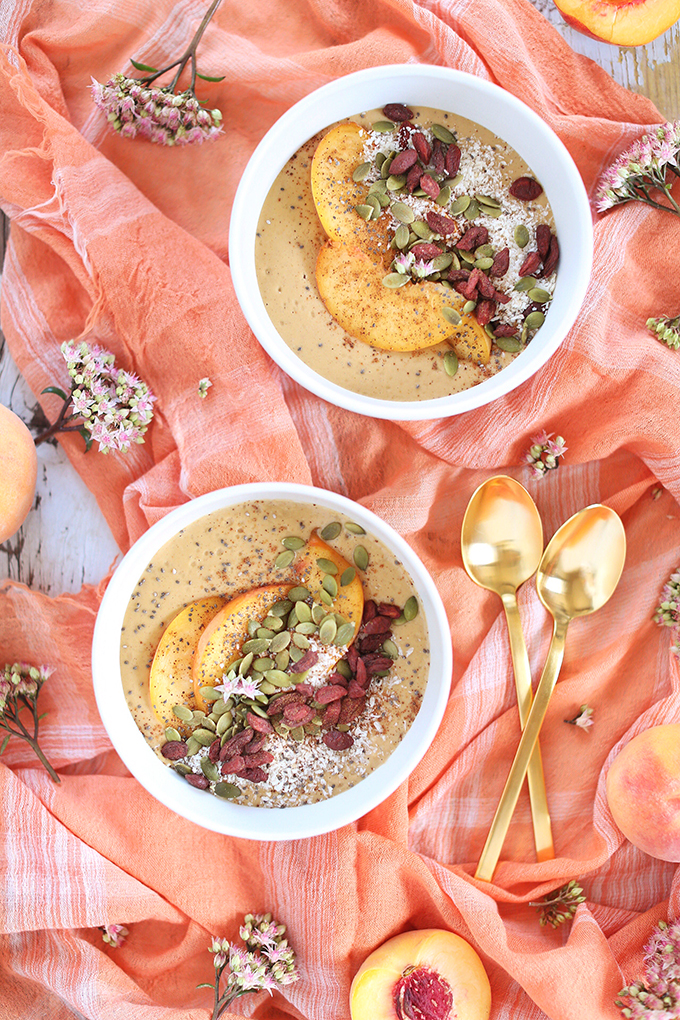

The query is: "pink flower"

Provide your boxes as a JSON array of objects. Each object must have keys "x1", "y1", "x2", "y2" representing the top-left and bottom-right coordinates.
[
  {"x1": 101, "y1": 924, "x2": 129, "y2": 948},
  {"x1": 525, "y1": 431, "x2": 568, "y2": 479}
]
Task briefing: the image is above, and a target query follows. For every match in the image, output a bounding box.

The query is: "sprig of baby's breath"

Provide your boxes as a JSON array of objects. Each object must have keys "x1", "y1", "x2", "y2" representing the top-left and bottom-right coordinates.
[
  {"x1": 596, "y1": 122, "x2": 680, "y2": 217},
  {"x1": 529, "y1": 880, "x2": 586, "y2": 928},
  {"x1": 525, "y1": 431, "x2": 567, "y2": 479},
  {"x1": 0, "y1": 663, "x2": 59, "y2": 782}
]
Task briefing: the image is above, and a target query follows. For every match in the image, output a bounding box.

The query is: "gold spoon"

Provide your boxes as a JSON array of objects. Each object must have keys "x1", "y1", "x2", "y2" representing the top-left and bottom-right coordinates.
[
  {"x1": 461, "y1": 476, "x2": 554, "y2": 863},
  {"x1": 475, "y1": 504, "x2": 626, "y2": 882}
]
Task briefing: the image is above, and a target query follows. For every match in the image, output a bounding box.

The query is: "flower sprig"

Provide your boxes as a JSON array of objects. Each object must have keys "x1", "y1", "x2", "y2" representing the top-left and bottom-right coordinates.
[
  {"x1": 91, "y1": 0, "x2": 224, "y2": 146},
  {"x1": 0, "y1": 663, "x2": 59, "y2": 783},
  {"x1": 647, "y1": 315, "x2": 680, "y2": 350},
  {"x1": 525, "y1": 431, "x2": 567, "y2": 479},
  {"x1": 654, "y1": 570, "x2": 680, "y2": 656},
  {"x1": 529, "y1": 880, "x2": 586, "y2": 928},
  {"x1": 565, "y1": 705, "x2": 594, "y2": 731},
  {"x1": 199, "y1": 913, "x2": 299, "y2": 1019},
  {"x1": 35, "y1": 340, "x2": 155, "y2": 454},
  {"x1": 101, "y1": 924, "x2": 129, "y2": 949},
  {"x1": 595, "y1": 121, "x2": 680, "y2": 217},
  {"x1": 616, "y1": 917, "x2": 680, "y2": 1018}
]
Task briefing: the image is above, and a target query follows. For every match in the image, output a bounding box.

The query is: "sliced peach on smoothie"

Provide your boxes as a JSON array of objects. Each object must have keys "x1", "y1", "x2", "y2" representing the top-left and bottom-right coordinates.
[
  {"x1": 350, "y1": 928, "x2": 491, "y2": 1020},
  {"x1": 553, "y1": 0, "x2": 680, "y2": 45},
  {"x1": 298, "y1": 532, "x2": 364, "y2": 635},
  {"x1": 192, "y1": 584, "x2": 292, "y2": 710},
  {"x1": 149, "y1": 595, "x2": 228, "y2": 727}
]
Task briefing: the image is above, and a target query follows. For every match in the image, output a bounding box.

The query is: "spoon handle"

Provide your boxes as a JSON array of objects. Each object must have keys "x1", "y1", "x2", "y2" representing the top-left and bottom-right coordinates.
[
  {"x1": 475, "y1": 617, "x2": 568, "y2": 882},
  {"x1": 502, "y1": 594, "x2": 554, "y2": 863}
]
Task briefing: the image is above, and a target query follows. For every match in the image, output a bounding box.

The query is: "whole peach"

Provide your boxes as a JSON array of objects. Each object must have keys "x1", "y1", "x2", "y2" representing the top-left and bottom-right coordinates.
[
  {"x1": 350, "y1": 928, "x2": 491, "y2": 1020},
  {"x1": 606, "y1": 724, "x2": 680, "y2": 862},
  {"x1": 0, "y1": 403, "x2": 37, "y2": 543},
  {"x1": 553, "y1": 0, "x2": 680, "y2": 46}
]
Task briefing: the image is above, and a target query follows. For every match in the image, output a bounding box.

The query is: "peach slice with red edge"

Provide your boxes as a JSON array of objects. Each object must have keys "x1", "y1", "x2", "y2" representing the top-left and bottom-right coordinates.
[
  {"x1": 606, "y1": 723, "x2": 680, "y2": 862},
  {"x1": 192, "y1": 584, "x2": 293, "y2": 711},
  {"x1": 350, "y1": 928, "x2": 491, "y2": 1020},
  {"x1": 297, "y1": 531, "x2": 364, "y2": 634},
  {"x1": 149, "y1": 596, "x2": 228, "y2": 727},
  {"x1": 553, "y1": 0, "x2": 679, "y2": 45}
]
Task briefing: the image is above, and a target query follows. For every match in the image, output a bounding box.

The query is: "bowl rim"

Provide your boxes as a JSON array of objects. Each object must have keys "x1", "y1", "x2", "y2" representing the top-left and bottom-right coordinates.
[
  {"x1": 92, "y1": 482, "x2": 453, "y2": 840},
  {"x1": 229, "y1": 63, "x2": 593, "y2": 421}
]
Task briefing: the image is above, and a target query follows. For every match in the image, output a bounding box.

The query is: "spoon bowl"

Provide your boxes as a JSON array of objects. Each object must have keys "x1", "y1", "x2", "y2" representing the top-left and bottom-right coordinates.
[{"x1": 475, "y1": 503, "x2": 626, "y2": 881}]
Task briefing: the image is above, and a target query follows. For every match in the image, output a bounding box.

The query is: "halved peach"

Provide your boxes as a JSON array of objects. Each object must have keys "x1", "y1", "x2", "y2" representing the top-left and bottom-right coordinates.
[
  {"x1": 553, "y1": 0, "x2": 679, "y2": 45},
  {"x1": 350, "y1": 929, "x2": 491, "y2": 1020},
  {"x1": 149, "y1": 596, "x2": 228, "y2": 727},
  {"x1": 192, "y1": 584, "x2": 292, "y2": 710},
  {"x1": 298, "y1": 532, "x2": 364, "y2": 632},
  {"x1": 311, "y1": 121, "x2": 387, "y2": 246}
]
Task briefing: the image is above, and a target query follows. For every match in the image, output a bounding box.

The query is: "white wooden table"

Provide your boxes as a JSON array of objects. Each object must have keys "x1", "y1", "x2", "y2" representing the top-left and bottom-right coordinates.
[{"x1": 2, "y1": 3, "x2": 679, "y2": 595}]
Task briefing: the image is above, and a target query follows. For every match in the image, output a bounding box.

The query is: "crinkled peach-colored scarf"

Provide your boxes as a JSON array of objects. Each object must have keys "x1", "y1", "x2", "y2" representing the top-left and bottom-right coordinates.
[{"x1": 1, "y1": 1, "x2": 678, "y2": 1017}]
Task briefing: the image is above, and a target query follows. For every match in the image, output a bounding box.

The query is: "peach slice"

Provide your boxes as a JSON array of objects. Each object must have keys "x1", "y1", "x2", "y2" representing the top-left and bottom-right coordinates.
[
  {"x1": 192, "y1": 584, "x2": 292, "y2": 710},
  {"x1": 298, "y1": 532, "x2": 364, "y2": 632},
  {"x1": 149, "y1": 596, "x2": 228, "y2": 726},
  {"x1": 553, "y1": 0, "x2": 679, "y2": 45},
  {"x1": 606, "y1": 723, "x2": 680, "y2": 862},
  {"x1": 350, "y1": 928, "x2": 491, "y2": 1020},
  {"x1": 0, "y1": 403, "x2": 37, "y2": 543}
]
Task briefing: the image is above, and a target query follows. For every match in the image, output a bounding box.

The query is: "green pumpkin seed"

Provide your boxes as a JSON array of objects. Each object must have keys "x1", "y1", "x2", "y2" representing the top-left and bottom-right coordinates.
[
  {"x1": 335, "y1": 622, "x2": 356, "y2": 646},
  {"x1": 432, "y1": 123, "x2": 455, "y2": 143},
  {"x1": 403, "y1": 595, "x2": 419, "y2": 621},
  {"x1": 477, "y1": 193, "x2": 501, "y2": 209},
  {"x1": 289, "y1": 671, "x2": 309, "y2": 685},
  {"x1": 484, "y1": 324, "x2": 495, "y2": 338},
  {"x1": 336, "y1": 723, "x2": 351, "y2": 733},
  {"x1": 318, "y1": 617, "x2": 337, "y2": 645},
  {"x1": 296, "y1": 621, "x2": 318, "y2": 635},
  {"x1": 355, "y1": 204, "x2": 374, "y2": 221},
  {"x1": 352, "y1": 161, "x2": 371, "y2": 182},
  {"x1": 464, "y1": 199, "x2": 480, "y2": 220},
  {"x1": 375, "y1": 152, "x2": 386, "y2": 169},
  {"x1": 256, "y1": 628, "x2": 275, "y2": 640},
  {"x1": 287, "y1": 608, "x2": 299, "y2": 629},
  {"x1": 295, "y1": 600, "x2": 312, "y2": 623},
  {"x1": 186, "y1": 736, "x2": 201, "y2": 756},
  {"x1": 258, "y1": 680, "x2": 277, "y2": 696},
  {"x1": 394, "y1": 224, "x2": 410, "y2": 249},
  {"x1": 345, "y1": 522, "x2": 366, "y2": 535},
  {"x1": 353, "y1": 545, "x2": 369, "y2": 571},
  {"x1": 435, "y1": 185, "x2": 452, "y2": 207},
  {"x1": 462, "y1": 299, "x2": 476, "y2": 314},
  {"x1": 201, "y1": 759, "x2": 220, "y2": 783},
  {"x1": 288, "y1": 586, "x2": 310, "y2": 603},
  {"x1": 290, "y1": 726, "x2": 305, "y2": 742},
  {"x1": 448, "y1": 253, "x2": 461, "y2": 271},
  {"x1": 495, "y1": 335, "x2": 521, "y2": 353},
  {"x1": 269, "y1": 631, "x2": 291, "y2": 654},
  {"x1": 275, "y1": 549, "x2": 295, "y2": 569},
  {"x1": 312, "y1": 603, "x2": 327, "y2": 624},
  {"x1": 275, "y1": 649, "x2": 290, "y2": 670},
  {"x1": 212, "y1": 699, "x2": 231, "y2": 716},
  {"x1": 525, "y1": 310, "x2": 545, "y2": 329},
  {"x1": 340, "y1": 567, "x2": 356, "y2": 587},
  {"x1": 413, "y1": 188, "x2": 427, "y2": 198},
  {"x1": 373, "y1": 120, "x2": 395, "y2": 133},
  {"x1": 386, "y1": 174, "x2": 406, "y2": 191},
  {"x1": 431, "y1": 253, "x2": 453, "y2": 272},
  {"x1": 365, "y1": 194, "x2": 382, "y2": 217},
  {"x1": 450, "y1": 195, "x2": 471, "y2": 215},
  {"x1": 475, "y1": 244, "x2": 495, "y2": 258},
  {"x1": 238, "y1": 651, "x2": 254, "y2": 675},
  {"x1": 335, "y1": 659, "x2": 352, "y2": 679},
  {"x1": 247, "y1": 620, "x2": 259, "y2": 637},
  {"x1": 381, "y1": 156, "x2": 395, "y2": 179},
  {"x1": 292, "y1": 632, "x2": 310, "y2": 649},
  {"x1": 316, "y1": 557, "x2": 338, "y2": 575},
  {"x1": 216, "y1": 711, "x2": 233, "y2": 735},
  {"x1": 391, "y1": 202, "x2": 415, "y2": 224},
  {"x1": 272, "y1": 721, "x2": 290, "y2": 738},
  {"x1": 215, "y1": 781, "x2": 241, "y2": 799},
  {"x1": 383, "y1": 272, "x2": 410, "y2": 289},
  {"x1": 193, "y1": 728, "x2": 216, "y2": 746},
  {"x1": 514, "y1": 224, "x2": 530, "y2": 248},
  {"x1": 249, "y1": 704, "x2": 270, "y2": 720},
  {"x1": 270, "y1": 599, "x2": 293, "y2": 617},
  {"x1": 443, "y1": 351, "x2": 459, "y2": 377},
  {"x1": 172, "y1": 704, "x2": 193, "y2": 723},
  {"x1": 164, "y1": 726, "x2": 181, "y2": 742},
  {"x1": 411, "y1": 220, "x2": 434, "y2": 240},
  {"x1": 514, "y1": 276, "x2": 536, "y2": 291},
  {"x1": 482, "y1": 204, "x2": 503, "y2": 218},
  {"x1": 320, "y1": 589, "x2": 334, "y2": 606},
  {"x1": 458, "y1": 250, "x2": 476, "y2": 266},
  {"x1": 173, "y1": 763, "x2": 192, "y2": 776},
  {"x1": 243, "y1": 638, "x2": 271, "y2": 656},
  {"x1": 527, "y1": 287, "x2": 552, "y2": 304},
  {"x1": 320, "y1": 522, "x2": 342, "y2": 542},
  {"x1": 442, "y1": 306, "x2": 461, "y2": 326},
  {"x1": 475, "y1": 256, "x2": 494, "y2": 270},
  {"x1": 282, "y1": 535, "x2": 305, "y2": 550},
  {"x1": 382, "y1": 639, "x2": 399, "y2": 659},
  {"x1": 264, "y1": 669, "x2": 293, "y2": 688},
  {"x1": 322, "y1": 574, "x2": 339, "y2": 598},
  {"x1": 200, "y1": 716, "x2": 217, "y2": 732},
  {"x1": 376, "y1": 190, "x2": 391, "y2": 208},
  {"x1": 252, "y1": 657, "x2": 274, "y2": 672},
  {"x1": 198, "y1": 686, "x2": 221, "y2": 703}
]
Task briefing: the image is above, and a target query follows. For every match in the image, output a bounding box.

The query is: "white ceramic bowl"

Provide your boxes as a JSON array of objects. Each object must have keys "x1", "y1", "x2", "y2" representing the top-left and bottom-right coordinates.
[
  {"x1": 230, "y1": 63, "x2": 593, "y2": 421},
  {"x1": 92, "y1": 483, "x2": 452, "y2": 840}
]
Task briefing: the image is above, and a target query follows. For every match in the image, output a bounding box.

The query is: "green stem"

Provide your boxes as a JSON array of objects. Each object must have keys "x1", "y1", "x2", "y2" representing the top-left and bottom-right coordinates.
[
  {"x1": 138, "y1": 0, "x2": 223, "y2": 93},
  {"x1": 34, "y1": 388, "x2": 81, "y2": 446},
  {"x1": 0, "y1": 714, "x2": 60, "y2": 784}
]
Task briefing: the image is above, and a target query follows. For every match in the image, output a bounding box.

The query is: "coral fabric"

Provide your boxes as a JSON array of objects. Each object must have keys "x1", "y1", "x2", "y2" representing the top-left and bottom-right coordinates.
[{"x1": 1, "y1": 0, "x2": 679, "y2": 1018}]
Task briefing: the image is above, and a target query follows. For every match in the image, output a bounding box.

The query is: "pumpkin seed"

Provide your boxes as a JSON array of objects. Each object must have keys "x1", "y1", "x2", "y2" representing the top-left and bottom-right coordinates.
[
  {"x1": 458, "y1": 251, "x2": 475, "y2": 266},
  {"x1": 174, "y1": 763, "x2": 192, "y2": 776},
  {"x1": 477, "y1": 193, "x2": 501, "y2": 209},
  {"x1": 442, "y1": 306, "x2": 461, "y2": 326},
  {"x1": 269, "y1": 631, "x2": 291, "y2": 654},
  {"x1": 335, "y1": 659, "x2": 352, "y2": 679},
  {"x1": 164, "y1": 726, "x2": 181, "y2": 742},
  {"x1": 288, "y1": 586, "x2": 310, "y2": 602},
  {"x1": 270, "y1": 599, "x2": 293, "y2": 617},
  {"x1": 320, "y1": 589, "x2": 334, "y2": 606},
  {"x1": 289, "y1": 671, "x2": 309, "y2": 684},
  {"x1": 282, "y1": 535, "x2": 305, "y2": 550},
  {"x1": 394, "y1": 224, "x2": 410, "y2": 249},
  {"x1": 365, "y1": 194, "x2": 382, "y2": 218},
  {"x1": 292, "y1": 632, "x2": 310, "y2": 649},
  {"x1": 386, "y1": 174, "x2": 406, "y2": 192},
  {"x1": 201, "y1": 759, "x2": 220, "y2": 783},
  {"x1": 382, "y1": 639, "x2": 399, "y2": 659},
  {"x1": 355, "y1": 204, "x2": 374, "y2": 221},
  {"x1": 296, "y1": 621, "x2": 318, "y2": 635},
  {"x1": 216, "y1": 711, "x2": 233, "y2": 735},
  {"x1": 290, "y1": 726, "x2": 305, "y2": 742},
  {"x1": 275, "y1": 649, "x2": 290, "y2": 670},
  {"x1": 316, "y1": 557, "x2": 338, "y2": 575},
  {"x1": 514, "y1": 224, "x2": 530, "y2": 248},
  {"x1": 238, "y1": 651, "x2": 254, "y2": 675},
  {"x1": 193, "y1": 728, "x2": 216, "y2": 746},
  {"x1": 464, "y1": 199, "x2": 480, "y2": 220},
  {"x1": 403, "y1": 595, "x2": 419, "y2": 621},
  {"x1": 375, "y1": 152, "x2": 386, "y2": 169},
  {"x1": 264, "y1": 669, "x2": 293, "y2": 688},
  {"x1": 335, "y1": 622, "x2": 355, "y2": 646},
  {"x1": 482, "y1": 204, "x2": 503, "y2": 218},
  {"x1": 450, "y1": 195, "x2": 471, "y2": 215},
  {"x1": 258, "y1": 680, "x2": 277, "y2": 696},
  {"x1": 475, "y1": 244, "x2": 494, "y2": 258},
  {"x1": 275, "y1": 549, "x2": 295, "y2": 569},
  {"x1": 172, "y1": 704, "x2": 193, "y2": 723},
  {"x1": 475, "y1": 256, "x2": 494, "y2": 270},
  {"x1": 443, "y1": 351, "x2": 459, "y2": 377},
  {"x1": 345, "y1": 522, "x2": 365, "y2": 535},
  {"x1": 322, "y1": 574, "x2": 338, "y2": 598},
  {"x1": 514, "y1": 276, "x2": 536, "y2": 291},
  {"x1": 352, "y1": 161, "x2": 371, "y2": 182},
  {"x1": 448, "y1": 252, "x2": 461, "y2": 271},
  {"x1": 212, "y1": 699, "x2": 231, "y2": 716},
  {"x1": 198, "y1": 686, "x2": 221, "y2": 703},
  {"x1": 256, "y1": 628, "x2": 275, "y2": 641},
  {"x1": 435, "y1": 185, "x2": 452, "y2": 207},
  {"x1": 318, "y1": 617, "x2": 338, "y2": 645},
  {"x1": 249, "y1": 703, "x2": 270, "y2": 720},
  {"x1": 462, "y1": 299, "x2": 476, "y2": 314},
  {"x1": 200, "y1": 716, "x2": 217, "y2": 732},
  {"x1": 527, "y1": 287, "x2": 552, "y2": 304},
  {"x1": 411, "y1": 220, "x2": 434, "y2": 240},
  {"x1": 186, "y1": 736, "x2": 201, "y2": 756},
  {"x1": 215, "y1": 782, "x2": 241, "y2": 799},
  {"x1": 287, "y1": 608, "x2": 299, "y2": 629},
  {"x1": 336, "y1": 724, "x2": 351, "y2": 733},
  {"x1": 432, "y1": 253, "x2": 453, "y2": 272},
  {"x1": 340, "y1": 566, "x2": 356, "y2": 587},
  {"x1": 311, "y1": 603, "x2": 327, "y2": 624},
  {"x1": 381, "y1": 155, "x2": 395, "y2": 179},
  {"x1": 272, "y1": 721, "x2": 290, "y2": 738},
  {"x1": 376, "y1": 190, "x2": 391, "y2": 208},
  {"x1": 252, "y1": 656, "x2": 274, "y2": 672},
  {"x1": 295, "y1": 600, "x2": 312, "y2": 623},
  {"x1": 383, "y1": 272, "x2": 410, "y2": 289},
  {"x1": 413, "y1": 188, "x2": 427, "y2": 198},
  {"x1": 525, "y1": 310, "x2": 545, "y2": 329},
  {"x1": 247, "y1": 620, "x2": 259, "y2": 637},
  {"x1": 432, "y1": 123, "x2": 455, "y2": 143},
  {"x1": 495, "y1": 335, "x2": 521, "y2": 353},
  {"x1": 320, "y1": 521, "x2": 342, "y2": 541},
  {"x1": 372, "y1": 120, "x2": 395, "y2": 132},
  {"x1": 353, "y1": 545, "x2": 369, "y2": 571},
  {"x1": 391, "y1": 202, "x2": 415, "y2": 224}
]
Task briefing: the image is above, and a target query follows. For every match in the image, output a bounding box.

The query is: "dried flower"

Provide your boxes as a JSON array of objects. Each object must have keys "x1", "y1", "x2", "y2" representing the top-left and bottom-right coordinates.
[
  {"x1": 525, "y1": 430, "x2": 568, "y2": 479},
  {"x1": 654, "y1": 570, "x2": 680, "y2": 656},
  {"x1": 616, "y1": 917, "x2": 680, "y2": 1018},
  {"x1": 101, "y1": 924, "x2": 129, "y2": 948},
  {"x1": 91, "y1": 0, "x2": 224, "y2": 147},
  {"x1": 393, "y1": 252, "x2": 414, "y2": 274},
  {"x1": 565, "y1": 705, "x2": 594, "y2": 730},
  {"x1": 214, "y1": 672, "x2": 261, "y2": 700},
  {"x1": 199, "y1": 912, "x2": 299, "y2": 1019},
  {"x1": 198, "y1": 377, "x2": 213, "y2": 398},
  {"x1": 35, "y1": 340, "x2": 155, "y2": 454},
  {"x1": 529, "y1": 880, "x2": 586, "y2": 928},
  {"x1": 647, "y1": 315, "x2": 680, "y2": 350},
  {"x1": 595, "y1": 121, "x2": 680, "y2": 217},
  {"x1": 0, "y1": 663, "x2": 59, "y2": 782}
]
